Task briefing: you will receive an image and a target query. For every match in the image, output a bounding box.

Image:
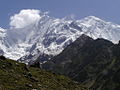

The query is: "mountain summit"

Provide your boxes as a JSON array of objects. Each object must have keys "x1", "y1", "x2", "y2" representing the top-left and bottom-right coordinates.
[{"x1": 0, "y1": 10, "x2": 120, "y2": 64}]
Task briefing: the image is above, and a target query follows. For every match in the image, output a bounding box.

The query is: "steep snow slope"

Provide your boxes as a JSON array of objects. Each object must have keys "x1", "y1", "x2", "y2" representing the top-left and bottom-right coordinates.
[
  {"x1": 0, "y1": 11, "x2": 120, "y2": 64},
  {"x1": 19, "y1": 15, "x2": 120, "y2": 64},
  {"x1": 76, "y1": 16, "x2": 120, "y2": 43},
  {"x1": 0, "y1": 27, "x2": 6, "y2": 55}
]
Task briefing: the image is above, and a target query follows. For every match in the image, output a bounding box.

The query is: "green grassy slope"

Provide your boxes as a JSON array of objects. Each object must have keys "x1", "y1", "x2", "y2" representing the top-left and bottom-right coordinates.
[{"x1": 0, "y1": 58, "x2": 87, "y2": 90}]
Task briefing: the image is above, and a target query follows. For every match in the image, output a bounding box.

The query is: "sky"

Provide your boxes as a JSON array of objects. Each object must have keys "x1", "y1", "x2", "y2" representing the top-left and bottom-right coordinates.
[{"x1": 0, "y1": 0, "x2": 120, "y2": 28}]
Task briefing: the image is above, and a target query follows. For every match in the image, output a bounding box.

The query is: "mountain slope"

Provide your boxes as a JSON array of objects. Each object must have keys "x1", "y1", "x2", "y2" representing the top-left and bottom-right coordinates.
[
  {"x1": 0, "y1": 57, "x2": 86, "y2": 90},
  {"x1": 0, "y1": 11, "x2": 120, "y2": 64},
  {"x1": 42, "y1": 35, "x2": 120, "y2": 90}
]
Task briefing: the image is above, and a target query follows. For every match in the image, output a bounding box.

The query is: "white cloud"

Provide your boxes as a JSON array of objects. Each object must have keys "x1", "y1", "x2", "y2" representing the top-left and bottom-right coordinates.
[{"x1": 10, "y1": 9, "x2": 41, "y2": 28}]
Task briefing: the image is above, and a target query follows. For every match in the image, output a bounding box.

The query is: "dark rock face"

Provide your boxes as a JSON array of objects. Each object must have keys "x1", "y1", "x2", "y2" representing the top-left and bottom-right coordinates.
[
  {"x1": 69, "y1": 21, "x2": 82, "y2": 31},
  {"x1": 42, "y1": 34, "x2": 120, "y2": 90},
  {"x1": 0, "y1": 56, "x2": 6, "y2": 60},
  {"x1": 0, "y1": 49, "x2": 4, "y2": 56}
]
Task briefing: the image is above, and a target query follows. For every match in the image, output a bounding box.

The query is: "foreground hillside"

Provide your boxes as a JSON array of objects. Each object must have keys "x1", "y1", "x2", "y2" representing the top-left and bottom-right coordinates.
[
  {"x1": 0, "y1": 57, "x2": 86, "y2": 90},
  {"x1": 42, "y1": 35, "x2": 120, "y2": 90}
]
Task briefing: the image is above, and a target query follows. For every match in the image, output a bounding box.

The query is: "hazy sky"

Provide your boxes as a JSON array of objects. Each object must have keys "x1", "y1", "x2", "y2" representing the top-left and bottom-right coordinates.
[{"x1": 0, "y1": 0, "x2": 120, "y2": 28}]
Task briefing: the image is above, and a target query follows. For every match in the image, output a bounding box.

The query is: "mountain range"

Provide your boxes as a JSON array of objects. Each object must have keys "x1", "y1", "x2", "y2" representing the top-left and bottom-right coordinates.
[
  {"x1": 0, "y1": 11, "x2": 120, "y2": 64},
  {"x1": 0, "y1": 10, "x2": 120, "y2": 90}
]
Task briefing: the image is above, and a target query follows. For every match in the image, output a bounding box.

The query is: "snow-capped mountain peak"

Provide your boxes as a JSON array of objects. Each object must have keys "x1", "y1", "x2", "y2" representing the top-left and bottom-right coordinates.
[
  {"x1": 83, "y1": 16, "x2": 103, "y2": 21},
  {"x1": 0, "y1": 10, "x2": 120, "y2": 64}
]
